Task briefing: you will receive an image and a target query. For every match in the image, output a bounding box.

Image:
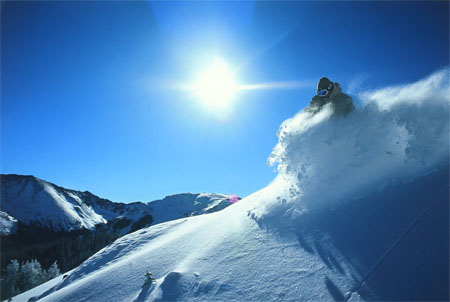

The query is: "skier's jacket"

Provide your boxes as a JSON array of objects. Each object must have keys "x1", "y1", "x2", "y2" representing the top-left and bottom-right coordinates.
[{"x1": 306, "y1": 82, "x2": 355, "y2": 115}]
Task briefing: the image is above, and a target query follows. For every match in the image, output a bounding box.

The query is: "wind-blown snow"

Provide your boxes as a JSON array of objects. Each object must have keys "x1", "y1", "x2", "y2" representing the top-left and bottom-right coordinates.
[
  {"x1": 27, "y1": 69, "x2": 449, "y2": 302},
  {"x1": 262, "y1": 67, "x2": 449, "y2": 218}
]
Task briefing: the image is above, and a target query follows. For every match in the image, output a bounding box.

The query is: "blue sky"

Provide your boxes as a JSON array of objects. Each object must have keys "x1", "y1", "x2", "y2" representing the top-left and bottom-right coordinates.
[{"x1": 1, "y1": 1, "x2": 448, "y2": 203}]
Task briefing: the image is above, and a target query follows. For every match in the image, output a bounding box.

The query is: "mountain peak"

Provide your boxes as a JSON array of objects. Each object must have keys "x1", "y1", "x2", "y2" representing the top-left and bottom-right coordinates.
[{"x1": 1, "y1": 174, "x2": 233, "y2": 233}]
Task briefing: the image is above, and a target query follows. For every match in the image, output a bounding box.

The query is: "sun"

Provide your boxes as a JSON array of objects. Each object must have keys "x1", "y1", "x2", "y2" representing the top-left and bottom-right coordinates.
[{"x1": 192, "y1": 57, "x2": 238, "y2": 108}]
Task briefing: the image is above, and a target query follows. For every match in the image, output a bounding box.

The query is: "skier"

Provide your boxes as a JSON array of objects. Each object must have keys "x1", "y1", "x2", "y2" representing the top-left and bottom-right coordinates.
[{"x1": 306, "y1": 77, "x2": 355, "y2": 115}]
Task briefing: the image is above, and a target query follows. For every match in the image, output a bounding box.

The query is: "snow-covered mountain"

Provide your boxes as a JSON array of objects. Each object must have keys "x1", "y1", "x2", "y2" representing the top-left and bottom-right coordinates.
[
  {"x1": 148, "y1": 193, "x2": 232, "y2": 225},
  {"x1": 15, "y1": 69, "x2": 450, "y2": 301},
  {"x1": 0, "y1": 174, "x2": 233, "y2": 234}
]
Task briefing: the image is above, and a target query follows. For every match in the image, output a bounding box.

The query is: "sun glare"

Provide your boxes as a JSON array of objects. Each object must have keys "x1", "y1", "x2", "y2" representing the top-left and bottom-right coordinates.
[{"x1": 193, "y1": 58, "x2": 237, "y2": 108}]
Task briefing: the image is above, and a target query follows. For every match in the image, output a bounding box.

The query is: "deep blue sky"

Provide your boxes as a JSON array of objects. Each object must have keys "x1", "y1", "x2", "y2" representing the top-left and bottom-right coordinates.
[{"x1": 1, "y1": 1, "x2": 448, "y2": 203}]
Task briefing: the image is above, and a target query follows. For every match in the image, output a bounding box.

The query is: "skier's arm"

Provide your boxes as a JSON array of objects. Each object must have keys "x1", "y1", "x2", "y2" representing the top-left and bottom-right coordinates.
[
  {"x1": 305, "y1": 95, "x2": 322, "y2": 114},
  {"x1": 341, "y1": 93, "x2": 355, "y2": 114},
  {"x1": 344, "y1": 93, "x2": 355, "y2": 111}
]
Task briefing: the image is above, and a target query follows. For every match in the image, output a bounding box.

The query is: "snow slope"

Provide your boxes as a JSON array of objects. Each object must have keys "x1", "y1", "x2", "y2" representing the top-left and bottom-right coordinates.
[
  {"x1": 9, "y1": 270, "x2": 74, "y2": 302},
  {"x1": 0, "y1": 175, "x2": 232, "y2": 232},
  {"x1": 27, "y1": 69, "x2": 449, "y2": 301}
]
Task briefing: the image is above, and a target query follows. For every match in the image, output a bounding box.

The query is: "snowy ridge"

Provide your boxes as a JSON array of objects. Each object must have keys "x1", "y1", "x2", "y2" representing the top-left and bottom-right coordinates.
[
  {"x1": 21, "y1": 69, "x2": 450, "y2": 301},
  {"x1": 149, "y1": 193, "x2": 231, "y2": 224},
  {"x1": 1, "y1": 175, "x2": 106, "y2": 231},
  {"x1": 0, "y1": 175, "x2": 233, "y2": 232}
]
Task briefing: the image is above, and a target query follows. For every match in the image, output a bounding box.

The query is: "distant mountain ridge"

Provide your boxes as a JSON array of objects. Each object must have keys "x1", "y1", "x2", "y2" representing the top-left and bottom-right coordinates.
[{"x1": 0, "y1": 174, "x2": 233, "y2": 235}]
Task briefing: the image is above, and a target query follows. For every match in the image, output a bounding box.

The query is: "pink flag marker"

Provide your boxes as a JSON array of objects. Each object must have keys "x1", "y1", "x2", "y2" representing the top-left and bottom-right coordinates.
[{"x1": 228, "y1": 194, "x2": 239, "y2": 203}]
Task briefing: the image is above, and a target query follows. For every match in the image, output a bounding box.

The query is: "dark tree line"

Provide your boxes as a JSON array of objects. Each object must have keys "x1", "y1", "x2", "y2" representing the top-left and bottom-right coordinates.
[
  {"x1": 1, "y1": 259, "x2": 60, "y2": 300},
  {"x1": 1, "y1": 222, "x2": 119, "y2": 272},
  {"x1": 0, "y1": 223, "x2": 119, "y2": 300},
  {"x1": 129, "y1": 215, "x2": 153, "y2": 233},
  {"x1": 0, "y1": 215, "x2": 154, "y2": 300}
]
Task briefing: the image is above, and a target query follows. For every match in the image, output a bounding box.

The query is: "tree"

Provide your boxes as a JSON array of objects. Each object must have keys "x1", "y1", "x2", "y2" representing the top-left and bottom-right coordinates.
[
  {"x1": 0, "y1": 258, "x2": 63, "y2": 300},
  {"x1": 1, "y1": 259, "x2": 20, "y2": 298},
  {"x1": 19, "y1": 259, "x2": 43, "y2": 291},
  {"x1": 130, "y1": 215, "x2": 153, "y2": 233},
  {"x1": 46, "y1": 261, "x2": 60, "y2": 280}
]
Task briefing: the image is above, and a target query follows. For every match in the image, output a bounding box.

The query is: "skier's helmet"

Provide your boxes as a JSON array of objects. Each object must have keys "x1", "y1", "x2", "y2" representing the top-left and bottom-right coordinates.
[{"x1": 316, "y1": 77, "x2": 334, "y2": 97}]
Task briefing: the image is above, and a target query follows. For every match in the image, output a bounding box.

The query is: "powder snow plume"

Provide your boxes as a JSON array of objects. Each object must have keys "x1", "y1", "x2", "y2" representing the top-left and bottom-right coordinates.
[{"x1": 252, "y1": 68, "x2": 449, "y2": 222}]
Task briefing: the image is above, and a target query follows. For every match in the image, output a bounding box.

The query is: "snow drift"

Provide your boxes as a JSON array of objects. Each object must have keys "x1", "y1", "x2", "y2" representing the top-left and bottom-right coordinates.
[{"x1": 27, "y1": 69, "x2": 449, "y2": 302}]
